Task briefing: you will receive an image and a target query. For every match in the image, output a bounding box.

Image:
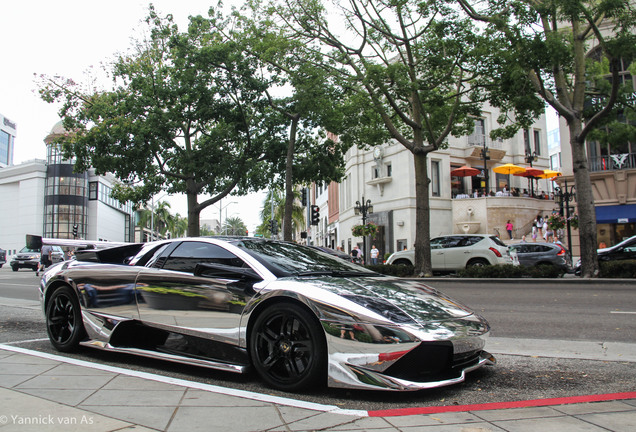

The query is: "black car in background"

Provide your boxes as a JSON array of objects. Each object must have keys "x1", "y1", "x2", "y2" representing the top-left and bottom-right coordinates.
[
  {"x1": 575, "y1": 235, "x2": 636, "y2": 275},
  {"x1": 510, "y1": 242, "x2": 572, "y2": 272},
  {"x1": 0, "y1": 248, "x2": 6, "y2": 268}
]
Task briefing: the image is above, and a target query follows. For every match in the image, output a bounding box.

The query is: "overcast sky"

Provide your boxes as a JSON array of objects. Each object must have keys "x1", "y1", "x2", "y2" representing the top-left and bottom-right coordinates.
[{"x1": 1, "y1": 1, "x2": 268, "y2": 230}]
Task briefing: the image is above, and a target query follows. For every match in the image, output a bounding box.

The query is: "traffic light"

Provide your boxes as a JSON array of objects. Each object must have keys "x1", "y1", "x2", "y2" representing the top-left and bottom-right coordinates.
[
  {"x1": 72, "y1": 224, "x2": 78, "y2": 238},
  {"x1": 269, "y1": 219, "x2": 278, "y2": 235},
  {"x1": 301, "y1": 189, "x2": 307, "y2": 206},
  {"x1": 310, "y1": 205, "x2": 320, "y2": 225}
]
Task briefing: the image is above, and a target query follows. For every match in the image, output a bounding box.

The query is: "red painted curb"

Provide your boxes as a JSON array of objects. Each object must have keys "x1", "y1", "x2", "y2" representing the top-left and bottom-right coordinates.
[{"x1": 368, "y1": 392, "x2": 636, "y2": 417}]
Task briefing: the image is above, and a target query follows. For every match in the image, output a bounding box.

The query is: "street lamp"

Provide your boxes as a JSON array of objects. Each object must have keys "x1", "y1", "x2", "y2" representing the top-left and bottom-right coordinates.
[
  {"x1": 354, "y1": 197, "x2": 373, "y2": 261},
  {"x1": 219, "y1": 200, "x2": 238, "y2": 235},
  {"x1": 481, "y1": 143, "x2": 490, "y2": 194},
  {"x1": 554, "y1": 180, "x2": 576, "y2": 263},
  {"x1": 525, "y1": 151, "x2": 537, "y2": 196}
]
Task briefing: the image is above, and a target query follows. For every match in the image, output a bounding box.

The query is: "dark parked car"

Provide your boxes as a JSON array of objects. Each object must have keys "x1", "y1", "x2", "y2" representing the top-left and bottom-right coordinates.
[
  {"x1": 575, "y1": 235, "x2": 636, "y2": 275},
  {"x1": 510, "y1": 242, "x2": 572, "y2": 272},
  {"x1": 0, "y1": 248, "x2": 6, "y2": 268},
  {"x1": 10, "y1": 246, "x2": 64, "y2": 271},
  {"x1": 39, "y1": 237, "x2": 494, "y2": 392}
]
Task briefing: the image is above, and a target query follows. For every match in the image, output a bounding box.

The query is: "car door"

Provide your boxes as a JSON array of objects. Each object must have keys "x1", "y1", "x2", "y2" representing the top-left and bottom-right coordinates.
[
  {"x1": 429, "y1": 237, "x2": 447, "y2": 270},
  {"x1": 135, "y1": 240, "x2": 260, "y2": 345},
  {"x1": 444, "y1": 236, "x2": 480, "y2": 270}
]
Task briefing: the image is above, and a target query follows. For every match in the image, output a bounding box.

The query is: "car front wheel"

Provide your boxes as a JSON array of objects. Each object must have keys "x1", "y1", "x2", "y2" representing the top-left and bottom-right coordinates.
[
  {"x1": 46, "y1": 286, "x2": 86, "y2": 352},
  {"x1": 250, "y1": 302, "x2": 326, "y2": 392}
]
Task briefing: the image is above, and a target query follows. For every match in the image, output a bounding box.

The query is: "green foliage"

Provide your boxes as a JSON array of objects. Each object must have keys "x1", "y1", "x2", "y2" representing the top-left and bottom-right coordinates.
[
  {"x1": 598, "y1": 260, "x2": 636, "y2": 278},
  {"x1": 37, "y1": 5, "x2": 288, "y2": 236}
]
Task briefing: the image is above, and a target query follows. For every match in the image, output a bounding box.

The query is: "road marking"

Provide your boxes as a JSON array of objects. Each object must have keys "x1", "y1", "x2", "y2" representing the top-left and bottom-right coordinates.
[
  {"x1": 7, "y1": 338, "x2": 49, "y2": 344},
  {"x1": 0, "y1": 343, "x2": 367, "y2": 417},
  {"x1": 610, "y1": 311, "x2": 636, "y2": 314}
]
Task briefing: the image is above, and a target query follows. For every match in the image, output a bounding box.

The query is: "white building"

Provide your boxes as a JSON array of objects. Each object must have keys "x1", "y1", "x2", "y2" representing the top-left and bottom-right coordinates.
[
  {"x1": 311, "y1": 108, "x2": 556, "y2": 260},
  {"x1": 0, "y1": 121, "x2": 134, "y2": 259}
]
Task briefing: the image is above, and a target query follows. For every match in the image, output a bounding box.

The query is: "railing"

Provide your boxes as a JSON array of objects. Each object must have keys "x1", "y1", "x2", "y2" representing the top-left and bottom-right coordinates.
[
  {"x1": 467, "y1": 135, "x2": 504, "y2": 150},
  {"x1": 589, "y1": 152, "x2": 636, "y2": 172},
  {"x1": 453, "y1": 187, "x2": 554, "y2": 199}
]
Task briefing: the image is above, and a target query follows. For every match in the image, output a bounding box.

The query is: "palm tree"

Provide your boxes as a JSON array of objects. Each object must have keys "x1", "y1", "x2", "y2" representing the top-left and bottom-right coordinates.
[
  {"x1": 260, "y1": 187, "x2": 305, "y2": 236},
  {"x1": 222, "y1": 216, "x2": 247, "y2": 236}
]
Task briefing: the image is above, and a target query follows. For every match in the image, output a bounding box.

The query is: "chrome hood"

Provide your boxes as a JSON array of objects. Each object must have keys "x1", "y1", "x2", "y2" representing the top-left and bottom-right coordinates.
[{"x1": 269, "y1": 275, "x2": 476, "y2": 327}]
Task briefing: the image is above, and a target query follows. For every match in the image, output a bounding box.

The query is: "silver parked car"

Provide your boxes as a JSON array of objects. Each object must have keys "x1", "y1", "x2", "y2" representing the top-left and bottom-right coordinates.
[
  {"x1": 10, "y1": 246, "x2": 64, "y2": 271},
  {"x1": 510, "y1": 242, "x2": 572, "y2": 272},
  {"x1": 39, "y1": 237, "x2": 494, "y2": 392},
  {"x1": 386, "y1": 234, "x2": 516, "y2": 271}
]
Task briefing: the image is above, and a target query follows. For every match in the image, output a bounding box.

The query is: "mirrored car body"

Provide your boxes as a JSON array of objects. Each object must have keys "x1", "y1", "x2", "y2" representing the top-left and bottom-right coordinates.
[{"x1": 39, "y1": 237, "x2": 494, "y2": 392}]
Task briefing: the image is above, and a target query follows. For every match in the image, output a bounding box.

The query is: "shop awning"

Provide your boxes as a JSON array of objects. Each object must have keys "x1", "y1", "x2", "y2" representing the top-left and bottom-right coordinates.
[{"x1": 595, "y1": 204, "x2": 636, "y2": 224}]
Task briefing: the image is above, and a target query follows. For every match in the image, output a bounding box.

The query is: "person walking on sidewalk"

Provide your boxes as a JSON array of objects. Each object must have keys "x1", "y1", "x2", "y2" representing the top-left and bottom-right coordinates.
[{"x1": 36, "y1": 245, "x2": 52, "y2": 276}]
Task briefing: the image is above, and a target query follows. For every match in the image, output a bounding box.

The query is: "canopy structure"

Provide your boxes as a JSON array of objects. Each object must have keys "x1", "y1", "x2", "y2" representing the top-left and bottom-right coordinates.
[
  {"x1": 450, "y1": 165, "x2": 481, "y2": 177},
  {"x1": 493, "y1": 163, "x2": 525, "y2": 175}
]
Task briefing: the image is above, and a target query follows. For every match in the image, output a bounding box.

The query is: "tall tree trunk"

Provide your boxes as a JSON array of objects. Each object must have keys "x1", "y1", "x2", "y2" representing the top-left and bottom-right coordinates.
[
  {"x1": 187, "y1": 189, "x2": 201, "y2": 237},
  {"x1": 569, "y1": 123, "x2": 599, "y2": 277},
  {"x1": 413, "y1": 151, "x2": 433, "y2": 277},
  {"x1": 283, "y1": 116, "x2": 299, "y2": 241}
]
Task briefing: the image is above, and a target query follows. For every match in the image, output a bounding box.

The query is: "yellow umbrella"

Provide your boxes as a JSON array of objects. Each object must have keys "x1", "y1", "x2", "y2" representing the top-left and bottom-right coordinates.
[
  {"x1": 538, "y1": 169, "x2": 562, "y2": 179},
  {"x1": 493, "y1": 163, "x2": 525, "y2": 175}
]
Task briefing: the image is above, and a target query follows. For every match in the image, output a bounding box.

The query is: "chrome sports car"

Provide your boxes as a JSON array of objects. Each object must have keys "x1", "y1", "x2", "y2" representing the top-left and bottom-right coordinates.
[{"x1": 39, "y1": 237, "x2": 495, "y2": 392}]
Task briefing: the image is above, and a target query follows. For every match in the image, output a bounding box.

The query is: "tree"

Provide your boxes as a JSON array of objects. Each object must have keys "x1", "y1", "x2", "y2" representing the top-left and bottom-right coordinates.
[
  {"x1": 222, "y1": 216, "x2": 248, "y2": 236},
  {"x1": 218, "y1": 1, "x2": 351, "y2": 241},
  {"x1": 38, "y1": 6, "x2": 281, "y2": 237},
  {"x1": 257, "y1": 186, "x2": 305, "y2": 237},
  {"x1": 456, "y1": 0, "x2": 636, "y2": 277},
  {"x1": 279, "y1": 0, "x2": 493, "y2": 276}
]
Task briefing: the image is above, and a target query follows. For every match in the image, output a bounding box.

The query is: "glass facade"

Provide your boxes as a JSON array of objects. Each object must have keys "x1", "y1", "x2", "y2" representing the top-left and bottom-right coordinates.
[{"x1": 43, "y1": 144, "x2": 88, "y2": 239}]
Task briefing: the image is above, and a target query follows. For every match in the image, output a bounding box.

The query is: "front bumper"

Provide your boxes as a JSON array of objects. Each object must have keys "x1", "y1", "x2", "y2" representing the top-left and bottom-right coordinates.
[{"x1": 10, "y1": 258, "x2": 39, "y2": 269}]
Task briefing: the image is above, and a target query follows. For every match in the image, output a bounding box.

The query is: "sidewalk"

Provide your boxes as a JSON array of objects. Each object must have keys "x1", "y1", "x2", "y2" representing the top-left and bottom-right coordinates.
[{"x1": 1, "y1": 343, "x2": 635, "y2": 431}]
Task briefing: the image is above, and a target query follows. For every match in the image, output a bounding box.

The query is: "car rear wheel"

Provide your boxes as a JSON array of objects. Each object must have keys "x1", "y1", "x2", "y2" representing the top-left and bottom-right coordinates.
[
  {"x1": 250, "y1": 302, "x2": 326, "y2": 392},
  {"x1": 466, "y1": 258, "x2": 489, "y2": 268},
  {"x1": 392, "y1": 259, "x2": 412, "y2": 266},
  {"x1": 46, "y1": 286, "x2": 86, "y2": 352}
]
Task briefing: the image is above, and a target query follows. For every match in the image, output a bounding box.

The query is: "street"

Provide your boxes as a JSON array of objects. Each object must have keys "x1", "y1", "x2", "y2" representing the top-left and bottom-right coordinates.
[{"x1": 1, "y1": 265, "x2": 635, "y2": 411}]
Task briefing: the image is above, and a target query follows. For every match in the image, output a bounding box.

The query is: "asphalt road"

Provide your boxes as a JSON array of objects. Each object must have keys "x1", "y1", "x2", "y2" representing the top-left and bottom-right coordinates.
[{"x1": 1, "y1": 266, "x2": 635, "y2": 410}]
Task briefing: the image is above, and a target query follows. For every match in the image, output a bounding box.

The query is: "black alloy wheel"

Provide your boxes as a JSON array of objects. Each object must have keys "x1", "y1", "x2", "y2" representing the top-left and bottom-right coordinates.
[
  {"x1": 250, "y1": 302, "x2": 326, "y2": 392},
  {"x1": 46, "y1": 286, "x2": 85, "y2": 352}
]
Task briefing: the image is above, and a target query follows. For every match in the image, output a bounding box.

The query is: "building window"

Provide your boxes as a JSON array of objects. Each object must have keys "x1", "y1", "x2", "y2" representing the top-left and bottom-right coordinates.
[
  {"x1": 373, "y1": 166, "x2": 379, "y2": 178},
  {"x1": 386, "y1": 163, "x2": 392, "y2": 177},
  {"x1": 468, "y1": 119, "x2": 486, "y2": 147},
  {"x1": 524, "y1": 129, "x2": 531, "y2": 155},
  {"x1": 89, "y1": 182, "x2": 98, "y2": 200},
  {"x1": 533, "y1": 130, "x2": 541, "y2": 155},
  {"x1": 431, "y1": 160, "x2": 440, "y2": 197}
]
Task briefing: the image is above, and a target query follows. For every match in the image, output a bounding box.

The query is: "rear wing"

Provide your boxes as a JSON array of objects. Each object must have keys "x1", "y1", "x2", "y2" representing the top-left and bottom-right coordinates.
[
  {"x1": 26, "y1": 234, "x2": 130, "y2": 251},
  {"x1": 26, "y1": 234, "x2": 144, "y2": 264}
]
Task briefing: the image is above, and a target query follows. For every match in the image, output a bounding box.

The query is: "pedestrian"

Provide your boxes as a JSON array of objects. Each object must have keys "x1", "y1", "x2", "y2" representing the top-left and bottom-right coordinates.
[
  {"x1": 536, "y1": 213, "x2": 543, "y2": 238},
  {"x1": 370, "y1": 245, "x2": 379, "y2": 265},
  {"x1": 505, "y1": 220, "x2": 513, "y2": 239},
  {"x1": 532, "y1": 220, "x2": 538, "y2": 242},
  {"x1": 542, "y1": 217, "x2": 549, "y2": 241},
  {"x1": 521, "y1": 235, "x2": 527, "y2": 243},
  {"x1": 350, "y1": 246, "x2": 363, "y2": 264},
  {"x1": 37, "y1": 244, "x2": 53, "y2": 276}
]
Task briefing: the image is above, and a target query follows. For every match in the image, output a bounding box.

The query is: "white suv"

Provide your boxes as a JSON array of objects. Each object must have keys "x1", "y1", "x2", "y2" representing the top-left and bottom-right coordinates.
[{"x1": 386, "y1": 234, "x2": 516, "y2": 271}]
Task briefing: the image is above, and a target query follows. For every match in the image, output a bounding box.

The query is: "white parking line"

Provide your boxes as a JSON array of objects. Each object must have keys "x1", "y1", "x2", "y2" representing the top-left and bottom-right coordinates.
[
  {"x1": 610, "y1": 311, "x2": 636, "y2": 314},
  {"x1": 0, "y1": 343, "x2": 368, "y2": 417}
]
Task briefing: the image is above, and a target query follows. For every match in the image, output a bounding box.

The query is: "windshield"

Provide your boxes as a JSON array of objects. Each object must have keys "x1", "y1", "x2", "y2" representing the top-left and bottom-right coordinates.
[
  {"x1": 233, "y1": 240, "x2": 376, "y2": 277},
  {"x1": 20, "y1": 247, "x2": 39, "y2": 253}
]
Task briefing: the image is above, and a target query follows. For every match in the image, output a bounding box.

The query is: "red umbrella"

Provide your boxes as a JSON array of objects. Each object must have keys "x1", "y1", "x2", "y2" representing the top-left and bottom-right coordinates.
[
  {"x1": 451, "y1": 165, "x2": 481, "y2": 177},
  {"x1": 513, "y1": 167, "x2": 544, "y2": 178}
]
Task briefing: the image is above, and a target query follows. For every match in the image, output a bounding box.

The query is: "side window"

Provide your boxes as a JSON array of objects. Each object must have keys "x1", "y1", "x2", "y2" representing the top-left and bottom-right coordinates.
[
  {"x1": 463, "y1": 236, "x2": 483, "y2": 247},
  {"x1": 162, "y1": 242, "x2": 245, "y2": 274},
  {"x1": 430, "y1": 238, "x2": 445, "y2": 249},
  {"x1": 445, "y1": 237, "x2": 464, "y2": 248}
]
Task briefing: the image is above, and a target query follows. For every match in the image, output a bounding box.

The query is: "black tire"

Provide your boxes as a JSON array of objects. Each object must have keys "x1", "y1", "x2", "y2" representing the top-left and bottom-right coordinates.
[
  {"x1": 46, "y1": 286, "x2": 86, "y2": 352},
  {"x1": 392, "y1": 259, "x2": 412, "y2": 266},
  {"x1": 466, "y1": 258, "x2": 489, "y2": 268},
  {"x1": 250, "y1": 302, "x2": 327, "y2": 392},
  {"x1": 11, "y1": 266, "x2": 18, "y2": 272}
]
